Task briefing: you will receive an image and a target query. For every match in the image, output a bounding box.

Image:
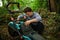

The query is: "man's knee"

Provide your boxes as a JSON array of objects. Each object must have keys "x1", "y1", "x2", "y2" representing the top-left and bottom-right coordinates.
[{"x1": 30, "y1": 22, "x2": 44, "y2": 34}]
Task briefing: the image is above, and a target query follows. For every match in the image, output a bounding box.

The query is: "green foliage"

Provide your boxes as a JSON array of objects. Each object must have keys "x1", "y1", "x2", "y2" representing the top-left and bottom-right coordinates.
[
  {"x1": 0, "y1": 8, "x2": 60, "y2": 40},
  {"x1": 29, "y1": 0, "x2": 48, "y2": 11},
  {"x1": 0, "y1": 7, "x2": 8, "y2": 24},
  {"x1": 39, "y1": 9, "x2": 60, "y2": 40},
  {"x1": 0, "y1": 0, "x2": 60, "y2": 40},
  {"x1": 0, "y1": 0, "x2": 48, "y2": 24},
  {"x1": 15, "y1": 0, "x2": 48, "y2": 11}
]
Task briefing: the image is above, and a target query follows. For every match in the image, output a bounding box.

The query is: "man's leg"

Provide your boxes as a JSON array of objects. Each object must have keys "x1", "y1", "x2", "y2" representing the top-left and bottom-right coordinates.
[{"x1": 30, "y1": 22, "x2": 44, "y2": 35}]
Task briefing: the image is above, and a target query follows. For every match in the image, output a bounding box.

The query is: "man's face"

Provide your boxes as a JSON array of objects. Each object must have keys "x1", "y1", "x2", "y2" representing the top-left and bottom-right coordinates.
[{"x1": 26, "y1": 12, "x2": 33, "y2": 16}]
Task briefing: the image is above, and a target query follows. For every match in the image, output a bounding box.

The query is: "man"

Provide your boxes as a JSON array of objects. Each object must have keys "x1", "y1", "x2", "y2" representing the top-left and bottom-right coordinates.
[{"x1": 16, "y1": 7, "x2": 44, "y2": 34}]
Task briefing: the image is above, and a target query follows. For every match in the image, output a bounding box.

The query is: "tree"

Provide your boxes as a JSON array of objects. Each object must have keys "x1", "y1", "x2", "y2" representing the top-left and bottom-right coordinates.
[{"x1": 48, "y1": 0, "x2": 56, "y2": 12}]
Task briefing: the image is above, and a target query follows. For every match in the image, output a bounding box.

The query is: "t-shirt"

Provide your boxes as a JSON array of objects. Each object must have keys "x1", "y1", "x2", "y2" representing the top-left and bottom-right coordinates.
[{"x1": 17, "y1": 12, "x2": 42, "y2": 22}]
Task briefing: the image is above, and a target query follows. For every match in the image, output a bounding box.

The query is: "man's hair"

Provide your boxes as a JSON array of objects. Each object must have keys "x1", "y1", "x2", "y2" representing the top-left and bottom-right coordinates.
[{"x1": 23, "y1": 7, "x2": 33, "y2": 13}]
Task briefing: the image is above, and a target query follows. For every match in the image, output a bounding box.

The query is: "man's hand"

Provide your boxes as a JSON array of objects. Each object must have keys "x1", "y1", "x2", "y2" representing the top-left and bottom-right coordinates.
[
  {"x1": 23, "y1": 16, "x2": 26, "y2": 19},
  {"x1": 25, "y1": 21, "x2": 31, "y2": 26},
  {"x1": 10, "y1": 17, "x2": 14, "y2": 21},
  {"x1": 24, "y1": 19, "x2": 38, "y2": 26}
]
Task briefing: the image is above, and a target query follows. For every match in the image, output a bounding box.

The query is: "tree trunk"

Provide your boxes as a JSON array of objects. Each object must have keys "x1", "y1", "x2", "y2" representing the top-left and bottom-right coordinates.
[
  {"x1": 48, "y1": 0, "x2": 56, "y2": 12},
  {"x1": 55, "y1": 0, "x2": 60, "y2": 14}
]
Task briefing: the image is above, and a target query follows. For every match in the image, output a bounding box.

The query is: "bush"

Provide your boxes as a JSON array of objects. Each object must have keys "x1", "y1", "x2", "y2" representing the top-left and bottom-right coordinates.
[{"x1": 39, "y1": 9, "x2": 60, "y2": 40}]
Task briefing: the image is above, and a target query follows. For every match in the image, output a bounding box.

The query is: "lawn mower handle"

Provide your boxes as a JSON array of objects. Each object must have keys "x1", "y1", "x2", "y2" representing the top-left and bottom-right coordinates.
[{"x1": 6, "y1": 2, "x2": 21, "y2": 14}]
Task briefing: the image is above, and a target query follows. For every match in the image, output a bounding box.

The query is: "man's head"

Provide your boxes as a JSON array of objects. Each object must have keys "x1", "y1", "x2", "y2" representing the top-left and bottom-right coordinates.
[{"x1": 23, "y1": 7, "x2": 33, "y2": 16}]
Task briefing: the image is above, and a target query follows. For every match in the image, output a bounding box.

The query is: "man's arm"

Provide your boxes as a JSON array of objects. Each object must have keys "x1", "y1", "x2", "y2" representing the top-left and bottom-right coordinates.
[
  {"x1": 17, "y1": 15, "x2": 23, "y2": 21},
  {"x1": 25, "y1": 13, "x2": 42, "y2": 26},
  {"x1": 29, "y1": 13, "x2": 42, "y2": 23},
  {"x1": 28, "y1": 19, "x2": 38, "y2": 23},
  {"x1": 16, "y1": 14, "x2": 25, "y2": 23}
]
